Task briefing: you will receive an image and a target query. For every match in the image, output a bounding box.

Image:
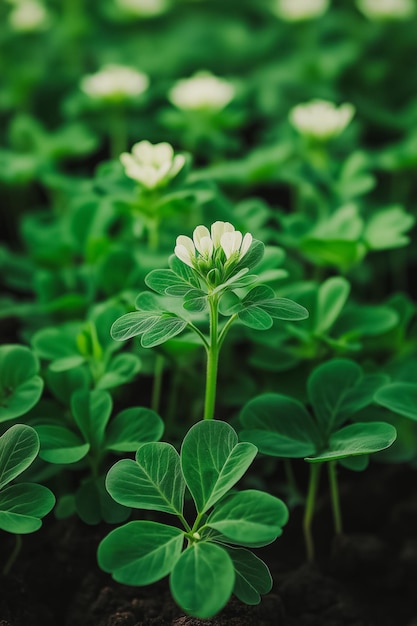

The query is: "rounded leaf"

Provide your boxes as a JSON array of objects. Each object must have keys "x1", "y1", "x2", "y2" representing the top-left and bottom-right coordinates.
[
  {"x1": 0, "y1": 424, "x2": 40, "y2": 489},
  {"x1": 0, "y1": 345, "x2": 43, "y2": 422},
  {"x1": 0, "y1": 483, "x2": 55, "y2": 534}
]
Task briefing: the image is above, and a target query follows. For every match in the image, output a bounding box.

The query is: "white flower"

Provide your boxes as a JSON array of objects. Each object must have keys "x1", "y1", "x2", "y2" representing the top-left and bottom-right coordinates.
[
  {"x1": 272, "y1": 0, "x2": 330, "y2": 21},
  {"x1": 289, "y1": 99, "x2": 355, "y2": 141},
  {"x1": 168, "y1": 71, "x2": 235, "y2": 112},
  {"x1": 120, "y1": 140, "x2": 186, "y2": 189},
  {"x1": 8, "y1": 1, "x2": 51, "y2": 32},
  {"x1": 80, "y1": 65, "x2": 149, "y2": 101},
  {"x1": 174, "y1": 221, "x2": 252, "y2": 270},
  {"x1": 356, "y1": 0, "x2": 415, "y2": 20},
  {"x1": 115, "y1": 0, "x2": 170, "y2": 17}
]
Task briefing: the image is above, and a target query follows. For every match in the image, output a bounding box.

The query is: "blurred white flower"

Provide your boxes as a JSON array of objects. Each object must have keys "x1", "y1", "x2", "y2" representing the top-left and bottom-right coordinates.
[
  {"x1": 289, "y1": 99, "x2": 355, "y2": 141},
  {"x1": 80, "y1": 65, "x2": 149, "y2": 101},
  {"x1": 272, "y1": 0, "x2": 330, "y2": 21},
  {"x1": 168, "y1": 71, "x2": 235, "y2": 112},
  {"x1": 115, "y1": 0, "x2": 170, "y2": 17},
  {"x1": 8, "y1": 1, "x2": 51, "y2": 32},
  {"x1": 356, "y1": 0, "x2": 415, "y2": 20},
  {"x1": 174, "y1": 222, "x2": 252, "y2": 270},
  {"x1": 120, "y1": 140, "x2": 186, "y2": 189}
]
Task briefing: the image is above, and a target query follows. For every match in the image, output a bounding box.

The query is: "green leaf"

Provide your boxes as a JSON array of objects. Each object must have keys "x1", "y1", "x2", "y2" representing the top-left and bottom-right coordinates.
[
  {"x1": 238, "y1": 285, "x2": 308, "y2": 327},
  {"x1": 98, "y1": 520, "x2": 184, "y2": 585},
  {"x1": 36, "y1": 425, "x2": 90, "y2": 464},
  {"x1": 106, "y1": 442, "x2": 185, "y2": 516},
  {"x1": 170, "y1": 542, "x2": 234, "y2": 619},
  {"x1": 110, "y1": 311, "x2": 159, "y2": 341},
  {"x1": 105, "y1": 407, "x2": 164, "y2": 451},
  {"x1": 46, "y1": 367, "x2": 90, "y2": 405},
  {"x1": 307, "y1": 359, "x2": 364, "y2": 434},
  {"x1": 75, "y1": 476, "x2": 130, "y2": 525},
  {"x1": 0, "y1": 424, "x2": 40, "y2": 489},
  {"x1": 31, "y1": 326, "x2": 80, "y2": 361},
  {"x1": 0, "y1": 483, "x2": 55, "y2": 534},
  {"x1": 240, "y1": 393, "x2": 320, "y2": 457},
  {"x1": 375, "y1": 382, "x2": 417, "y2": 421},
  {"x1": 306, "y1": 422, "x2": 397, "y2": 462},
  {"x1": 0, "y1": 345, "x2": 43, "y2": 422},
  {"x1": 315, "y1": 276, "x2": 350, "y2": 334},
  {"x1": 49, "y1": 355, "x2": 86, "y2": 372},
  {"x1": 225, "y1": 547, "x2": 272, "y2": 605},
  {"x1": 71, "y1": 389, "x2": 113, "y2": 450},
  {"x1": 97, "y1": 353, "x2": 141, "y2": 390},
  {"x1": 169, "y1": 254, "x2": 200, "y2": 287},
  {"x1": 181, "y1": 421, "x2": 257, "y2": 514},
  {"x1": 233, "y1": 240, "x2": 265, "y2": 273},
  {"x1": 335, "y1": 305, "x2": 399, "y2": 338},
  {"x1": 145, "y1": 269, "x2": 192, "y2": 296},
  {"x1": 364, "y1": 205, "x2": 415, "y2": 250},
  {"x1": 183, "y1": 289, "x2": 208, "y2": 312},
  {"x1": 141, "y1": 315, "x2": 188, "y2": 348},
  {"x1": 207, "y1": 490, "x2": 288, "y2": 545},
  {"x1": 238, "y1": 306, "x2": 273, "y2": 330}
]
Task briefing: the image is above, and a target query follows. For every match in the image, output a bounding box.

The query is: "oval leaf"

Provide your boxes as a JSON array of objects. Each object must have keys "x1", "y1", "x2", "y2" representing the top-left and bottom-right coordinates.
[
  {"x1": 375, "y1": 382, "x2": 417, "y2": 421},
  {"x1": 0, "y1": 345, "x2": 43, "y2": 422},
  {"x1": 0, "y1": 424, "x2": 40, "y2": 489},
  {"x1": 105, "y1": 407, "x2": 164, "y2": 452},
  {"x1": 0, "y1": 483, "x2": 55, "y2": 534}
]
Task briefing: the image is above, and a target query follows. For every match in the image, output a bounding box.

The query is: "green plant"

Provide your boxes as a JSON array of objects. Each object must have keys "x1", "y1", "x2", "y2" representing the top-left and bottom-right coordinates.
[
  {"x1": 98, "y1": 419, "x2": 288, "y2": 618},
  {"x1": 111, "y1": 221, "x2": 308, "y2": 420},
  {"x1": 239, "y1": 358, "x2": 397, "y2": 560},
  {"x1": 0, "y1": 344, "x2": 44, "y2": 423},
  {"x1": 0, "y1": 424, "x2": 55, "y2": 575},
  {"x1": 32, "y1": 388, "x2": 164, "y2": 524}
]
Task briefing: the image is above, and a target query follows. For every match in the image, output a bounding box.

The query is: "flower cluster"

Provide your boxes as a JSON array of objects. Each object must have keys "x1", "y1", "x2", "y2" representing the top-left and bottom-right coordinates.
[
  {"x1": 8, "y1": 0, "x2": 51, "y2": 32},
  {"x1": 116, "y1": 0, "x2": 170, "y2": 17},
  {"x1": 175, "y1": 222, "x2": 252, "y2": 274},
  {"x1": 120, "y1": 140, "x2": 186, "y2": 189},
  {"x1": 356, "y1": 0, "x2": 415, "y2": 20},
  {"x1": 80, "y1": 65, "x2": 149, "y2": 101},
  {"x1": 168, "y1": 71, "x2": 235, "y2": 112},
  {"x1": 289, "y1": 99, "x2": 355, "y2": 141},
  {"x1": 272, "y1": 0, "x2": 330, "y2": 21}
]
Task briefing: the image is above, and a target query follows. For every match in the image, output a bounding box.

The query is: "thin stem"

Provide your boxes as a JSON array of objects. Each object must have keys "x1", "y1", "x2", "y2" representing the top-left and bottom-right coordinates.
[
  {"x1": 187, "y1": 322, "x2": 209, "y2": 350},
  {"x1": 303, "y1": 462, "x2": 321, "y2": 562},
  {"x1": 178, "y1": 514, "x2": 192, "y2": 533},
  {"x1": 108, "y1": 106, "x2": 128, "y2": 160},
  {"x1": 328, "y1": 461, "x2": 343, "y2": 536},
  {"x1": 203, "y1": 296, "x2": 219, "y2": 420},
  {"x1": 151, "y1": 354, "x2": 165, "y2": 413},
  {"x1": 217, "y1": 313, "x2": 237, "y2": 349},
  {"x1": 147, "y1": 216, "x2": 160, "y2": 250},
  {"x1": 3, "y1": 534, "x2": 23, "y2": 577}
]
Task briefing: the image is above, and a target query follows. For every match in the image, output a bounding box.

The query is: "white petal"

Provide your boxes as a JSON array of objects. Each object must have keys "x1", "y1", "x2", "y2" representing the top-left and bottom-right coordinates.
[
  {"x1": 240, "y1": 233, "x2": 253, "y2": 258},
  {"x1": 169, "y1": 154, "x2": 186, "y2": 178},
  {"x1": 211, "y1": 221, "x2": 234, "y2": 247},
  {"x1": 221, "y1": 231, "x2": 242, "y2": 259},
  {"x1": 174, "y1": 245, "x2": 194, "y2": 268},
  {"x1": 176, "y1": 235, "x2": 195, "y2": 255},
  {"x1": 193, "y1": 225, "x2": 211, "y2": 254},
  {"x1": 152, "y1": 142, "x2": 174, "y2": 166},
  {"x1": 199, "y1": 236, "x2": 214, "y2": 258},
  {"x1": 132, "y1": 140, "x2": 153, "y2": 164}
]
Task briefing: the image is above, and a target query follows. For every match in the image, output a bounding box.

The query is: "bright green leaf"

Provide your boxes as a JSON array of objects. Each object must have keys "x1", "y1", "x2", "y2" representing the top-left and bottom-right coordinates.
[{"x1": 0, "y1": 424, "x2": 40, "y2": 489}]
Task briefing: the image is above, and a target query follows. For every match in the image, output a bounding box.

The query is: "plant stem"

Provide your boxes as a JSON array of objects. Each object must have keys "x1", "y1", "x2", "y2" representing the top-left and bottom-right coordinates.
[
  {"x1": 203, "y1": 296, "x2": 219, "y2": 420},
  {"x1": 151, "y1": 354, "x2": 164, "y2": 413},
  {"x1": 3, "y1": 534, "x2": 23, "y2": 577},
  {"x1": 109, "y1": 105, "x2": 128, "y2": 160},
  {"x1": 328, "y1": 461, "x2": 343, "y2": 535},
  {"x1": 303, "y1": 462, "x2": 321, "y2": 562}
]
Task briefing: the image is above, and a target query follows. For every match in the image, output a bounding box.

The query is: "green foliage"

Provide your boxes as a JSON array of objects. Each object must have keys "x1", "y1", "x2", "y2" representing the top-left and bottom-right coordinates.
[
  {"x1": 0, "y1": 424, "x2": 55, "y2": 534},
  {"x1": 98, "y1": 420, "x2": 288, "y2": 618},
  {"x1": 34, "y1": 389, "x2": 164, "y2": 524},
  {"x1": 0, "y1": 345, "x2": 43, "y2": 423}
]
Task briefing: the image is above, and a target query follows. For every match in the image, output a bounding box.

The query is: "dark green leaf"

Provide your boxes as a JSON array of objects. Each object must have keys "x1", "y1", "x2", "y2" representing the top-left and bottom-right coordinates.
[
  {"x1": 0, "y1": 483, "x2": 55, "y2": 534},
  {"x1": 0, "y1": 345, "x2": 43, "y2": 422},
  {"x1": 0, "y1": 424, "x2": 40, "y2": 489},
  {"x1": 71, "y1": 389, "x2": 112, "y2": 451},
  {"x1": 105, "y1": 407, "x2": 164, "y2": 452},
  {"x1": 375, "y1": 382, "x2": 417, "y2": 420},
  {"x1": 36, "y1": 425, "x2": 90, "y2": 464},
  {"x1": 225, "y1": 547, "x2": 272, "y2": 605}
]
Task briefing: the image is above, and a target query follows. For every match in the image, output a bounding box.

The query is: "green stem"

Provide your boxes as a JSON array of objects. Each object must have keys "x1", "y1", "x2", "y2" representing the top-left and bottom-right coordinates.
[
  {"x1": 203, "y1": 296, "x2": 219, "y2": 420},
  {"x1": 217, "y1": 313, "x2": 237, "y2": 349},
  {"x1": 303, "y1": 462, "x2": 321, "y2": 562},
  {"x1": 328, "y1": 461, "x2": 343, "y2": 536},
  {"x1": 109, "y1": 106, "x2": 128, "y2": 160},
  {"x1": 151, "y1": 354, "x2": 165, "y2": 413},
  {"x1": 3, "y1": 534, "x2": 23, "y2": 577},
  {"x1": 147, "y1": 216, "x2": 160, "y2": 250}
]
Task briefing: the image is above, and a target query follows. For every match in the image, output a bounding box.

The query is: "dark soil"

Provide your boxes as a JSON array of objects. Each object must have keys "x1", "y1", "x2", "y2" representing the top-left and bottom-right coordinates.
[{"x1": 1, "y1": 463, "x2": 417, "y2": 626}]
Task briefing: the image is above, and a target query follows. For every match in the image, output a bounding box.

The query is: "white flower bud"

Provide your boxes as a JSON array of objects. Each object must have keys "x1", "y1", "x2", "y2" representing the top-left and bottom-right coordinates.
[
  {"x1": 272, "y1": 0, "x2": 330, "y2": 21},
  {"x1": 120, "y1": 140, "x2": 186, "y2": 189},
  {"x1": 80, "y1": 65, "x2": 149, "y2": 101},
  {"x1": 289, "y1": 99, "x2": 355, "y2": 141},
  {"x1": 168, "y1": 71, "x2": 235, "y2": 112},
  {"x1": 356, "y1": 0, "x2": 415, "y2": 20},
  {"x1": 9, "y1": 1, "x2": 51, "y2": 32}
]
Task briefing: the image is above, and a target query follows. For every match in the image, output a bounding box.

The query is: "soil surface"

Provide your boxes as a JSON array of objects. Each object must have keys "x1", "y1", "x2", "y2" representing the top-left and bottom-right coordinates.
[{"x1": 1, "y1": 463, "x2": 417, "y2": 626}]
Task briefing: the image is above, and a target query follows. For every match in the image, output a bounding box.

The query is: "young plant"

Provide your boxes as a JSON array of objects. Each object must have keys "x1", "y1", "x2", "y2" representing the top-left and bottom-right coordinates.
[
  {"x1": 0, "y1": 344, "x2": 43, "y2": 423},
  {"x1": 111, "y1": 221, "x2": 308, "y2": 420},
  {"x1": 0, "y1": 424, "x2": 55, "y2": 575},
  {"x1": 239, "y1": 358, "x2": 397, "y2": 561},
  {"x1": 98, "y1": 419, "x2": 288, "y2": 618},
  {"x1": 34, "y1": 389, "x2": 164, "y2": 524}
]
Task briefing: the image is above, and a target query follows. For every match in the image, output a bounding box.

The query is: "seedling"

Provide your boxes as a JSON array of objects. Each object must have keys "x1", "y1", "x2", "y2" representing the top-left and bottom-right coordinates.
[
  {"x1": 111, "y1": 221, "x2": 308, "y2": 420},
  {"x1": 0, "y1": 424, "x2": 55, "y2": 575},
  {"x1": 240, "y1": 358, "x2": 397, "y2": 560},
  {"x1": 34, "y1": 389, "x2": 164, "y2": 524},
  {"x1": 98, "y1": 420, "x2": 288, "y2": 618}
]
